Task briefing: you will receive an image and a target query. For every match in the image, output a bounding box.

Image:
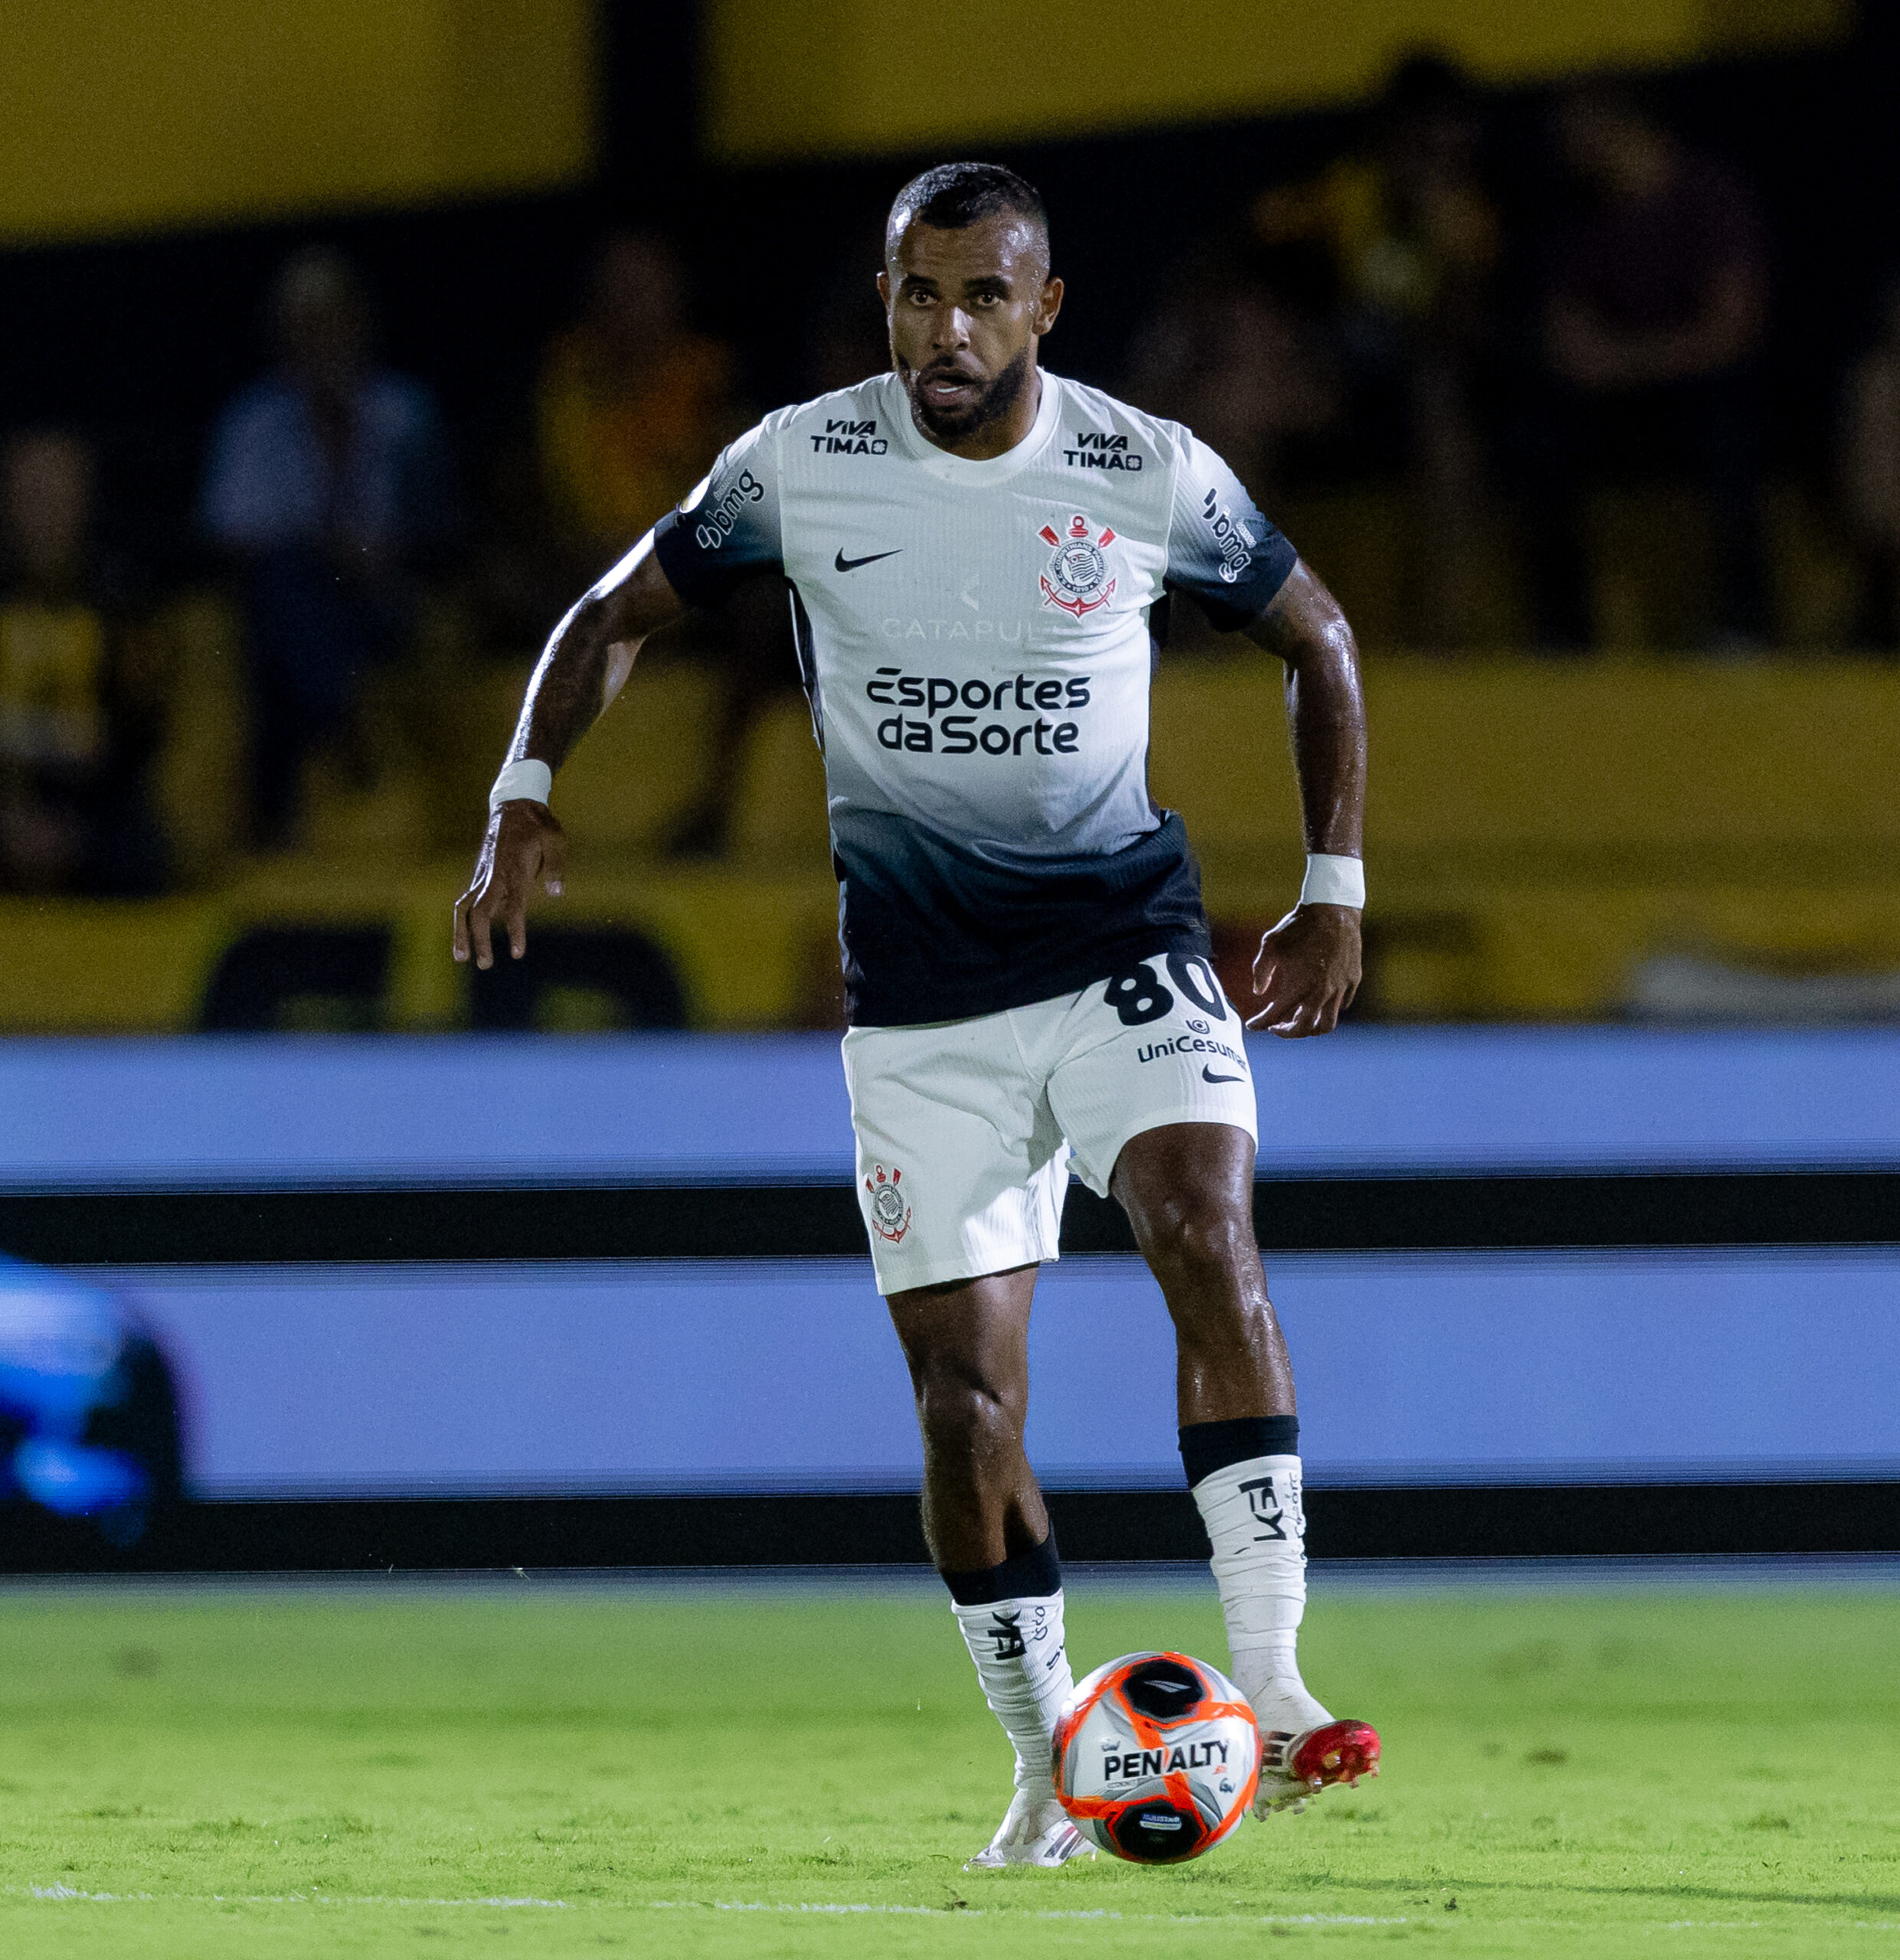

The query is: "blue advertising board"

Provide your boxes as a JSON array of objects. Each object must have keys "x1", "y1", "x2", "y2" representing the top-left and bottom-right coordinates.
[{"x1": 4, "y1": 1028, "x2": 1895, "y2": 1499}]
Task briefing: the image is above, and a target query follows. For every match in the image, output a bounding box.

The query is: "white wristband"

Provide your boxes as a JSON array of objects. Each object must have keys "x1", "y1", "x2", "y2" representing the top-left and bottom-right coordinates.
[
  {"x1": 489, "y1": 760, "x2": 553, "y2": 812},
  {"x1": 1300, "y1": 853, "x2": 1365, "y2": 909}
]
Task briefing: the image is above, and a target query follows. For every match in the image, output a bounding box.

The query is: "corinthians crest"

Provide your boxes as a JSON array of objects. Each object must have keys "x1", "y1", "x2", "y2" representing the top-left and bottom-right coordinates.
[
  {"x1": 865, "y1": 1162, "x2": 911, "y2": 1243},
  {"x1": 1038, "y1": 513, "x2": 1117, "y2": 616}
]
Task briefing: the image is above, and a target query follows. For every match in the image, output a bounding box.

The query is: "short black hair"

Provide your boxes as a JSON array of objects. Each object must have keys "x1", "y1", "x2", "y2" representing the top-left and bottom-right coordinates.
[{"x1": 886, "y1": 162, "x2": 1048, "y2": 260}]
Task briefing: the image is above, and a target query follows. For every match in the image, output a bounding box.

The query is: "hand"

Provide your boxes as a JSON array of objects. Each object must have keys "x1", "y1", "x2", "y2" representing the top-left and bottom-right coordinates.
[
  {"x1": 1248, "y1": 903, "x2": 1362, "y2": 1036},
  {"x1": 452, "y1": 801, "x2": 567, "y2": 970}
]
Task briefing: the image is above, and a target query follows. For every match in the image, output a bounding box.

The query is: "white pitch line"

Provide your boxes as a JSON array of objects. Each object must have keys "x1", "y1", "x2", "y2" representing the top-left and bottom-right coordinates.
[
  {"x1": 652, "y1": 1900, "x2": 1411, "y2": 1924},
  {"x1": 15, "y1": 1890, "x2": 1892, "y2": 1932},
  {"x1": 17, "y1": 1887, "x2": 1408, "y2": 1926},
  {"x1": 13, "y1": 1885, "x2": 569, "y2": 1909}
]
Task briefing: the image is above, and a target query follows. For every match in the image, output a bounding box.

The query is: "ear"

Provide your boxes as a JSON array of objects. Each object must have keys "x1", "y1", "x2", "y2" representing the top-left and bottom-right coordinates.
[
  {"x1": 876, "y1": 270, "x2": 892, "y2": 312},
  {"x1": 1032, "y1": 275, "x2": 1064, "y2": 338}
]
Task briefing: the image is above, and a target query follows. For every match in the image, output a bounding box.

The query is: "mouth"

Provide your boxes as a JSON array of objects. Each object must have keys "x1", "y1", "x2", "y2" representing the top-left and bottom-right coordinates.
[{"x1": 918, "y1": 367, "x2": 983, "y2": 410}]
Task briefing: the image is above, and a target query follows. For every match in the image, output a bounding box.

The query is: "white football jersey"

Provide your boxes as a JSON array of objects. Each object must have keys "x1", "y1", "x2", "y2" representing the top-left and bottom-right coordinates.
[{"x1": 653, "y1": 370, "x2": 1296, "y2": 1024}]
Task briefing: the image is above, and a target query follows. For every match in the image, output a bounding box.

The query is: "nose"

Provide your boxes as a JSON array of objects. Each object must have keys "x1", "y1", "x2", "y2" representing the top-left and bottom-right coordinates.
[{"x1": 930, "y1": 304, "x2": 972, "y2": 352}]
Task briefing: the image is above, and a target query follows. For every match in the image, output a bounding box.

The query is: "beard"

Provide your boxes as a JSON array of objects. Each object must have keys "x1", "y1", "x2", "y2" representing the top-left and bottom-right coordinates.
[{"x1": 904, "y1": 344, "x2": 1032, "y2": 443}]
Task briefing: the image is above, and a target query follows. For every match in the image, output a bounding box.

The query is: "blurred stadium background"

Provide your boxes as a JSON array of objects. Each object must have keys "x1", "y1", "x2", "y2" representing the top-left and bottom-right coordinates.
[{"x1": 0, "y1": 0, "x2": 1895, "y2": 1573}]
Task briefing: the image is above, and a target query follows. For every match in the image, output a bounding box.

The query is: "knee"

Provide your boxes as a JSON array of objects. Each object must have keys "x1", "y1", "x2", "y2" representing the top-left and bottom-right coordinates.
[
  {"x1": 912, "y1": 1357, "x2": 1022, "y2": 1465},
  {"x1": 1134, "y1": 1189, "x2": 1257, "y2": 1292}
]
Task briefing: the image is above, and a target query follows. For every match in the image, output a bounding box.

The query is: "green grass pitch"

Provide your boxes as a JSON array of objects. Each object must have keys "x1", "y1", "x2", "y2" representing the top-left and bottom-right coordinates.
[{"x1": 0, "y1": 1572, "x2": 1895, "y2": 1957}]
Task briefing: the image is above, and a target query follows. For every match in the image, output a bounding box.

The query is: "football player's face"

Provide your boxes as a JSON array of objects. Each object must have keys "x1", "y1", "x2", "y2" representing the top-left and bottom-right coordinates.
[{"x1": 879, "y1": 216, "x2": 1062, "y2": 449}]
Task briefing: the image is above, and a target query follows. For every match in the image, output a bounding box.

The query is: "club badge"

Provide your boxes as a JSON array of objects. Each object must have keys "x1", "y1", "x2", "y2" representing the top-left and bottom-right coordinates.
[
  {"x1": 865, "y1": 1162, "x2": 911, "y2": 1243},
  {"x1": 1038, "y1": 514, "x2": 1117, "y2": 617}
]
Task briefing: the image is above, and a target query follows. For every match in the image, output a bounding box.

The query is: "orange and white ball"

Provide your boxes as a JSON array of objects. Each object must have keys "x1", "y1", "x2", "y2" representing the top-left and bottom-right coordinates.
[{"x1": 1052, "y1": 1651, "x2": 1259, "y2": 1863}]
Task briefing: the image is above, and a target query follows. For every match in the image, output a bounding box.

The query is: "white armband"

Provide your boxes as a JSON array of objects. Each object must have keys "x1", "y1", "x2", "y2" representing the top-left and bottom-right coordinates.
[
  {"x1": 489, "y1": 760, "x2": 553, "y2": 813},
  {"x1": 1300, "y1": 853, "x2": 1365, "y2": 909}
]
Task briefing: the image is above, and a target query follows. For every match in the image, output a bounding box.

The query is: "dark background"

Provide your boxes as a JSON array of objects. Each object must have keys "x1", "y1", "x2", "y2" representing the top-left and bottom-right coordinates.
[{"x1": 6, "y1": 3, "x2": 1899, "y2": 578}]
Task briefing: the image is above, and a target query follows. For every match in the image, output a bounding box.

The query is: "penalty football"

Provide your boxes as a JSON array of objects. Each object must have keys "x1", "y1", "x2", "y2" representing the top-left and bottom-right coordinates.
[
  {"x1": 1054, "y1": 1651, "x2": 1262, "y2": 1861},
  {"x1": 1053, "y1": 1650, "x2": 1381, "y2": 1864}
]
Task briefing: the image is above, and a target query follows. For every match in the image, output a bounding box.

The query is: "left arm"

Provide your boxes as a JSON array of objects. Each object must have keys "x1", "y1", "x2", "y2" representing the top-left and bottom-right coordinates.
[{"x1": 1241, "y1": 560, "x2": 1366, "y2": 1035}]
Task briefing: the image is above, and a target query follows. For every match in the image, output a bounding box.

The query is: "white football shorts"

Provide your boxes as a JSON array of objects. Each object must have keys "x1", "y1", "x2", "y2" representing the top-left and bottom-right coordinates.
[{"x1": 842, "y1": 951, "x2": 1258, "y2": 1295}]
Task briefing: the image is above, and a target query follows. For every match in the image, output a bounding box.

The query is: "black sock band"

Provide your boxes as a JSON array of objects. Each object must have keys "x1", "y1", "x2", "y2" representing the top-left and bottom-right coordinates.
[
  {"x1": 1179, "y1": 1416, "x2": 1300, "y2": 1489},
  {"x1": 941, "y1": 1530, "x2": 1061, "y2": 1606}
]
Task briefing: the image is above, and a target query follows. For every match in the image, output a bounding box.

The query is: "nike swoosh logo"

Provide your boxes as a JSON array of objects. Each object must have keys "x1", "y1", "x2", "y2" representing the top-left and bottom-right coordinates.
[
  {"x1": 1202, "y1": 1066, "x2": 1246, "y2": 1084},
  {"x1": 836, "y1": 547, "x2": 902, "y2": 573}
]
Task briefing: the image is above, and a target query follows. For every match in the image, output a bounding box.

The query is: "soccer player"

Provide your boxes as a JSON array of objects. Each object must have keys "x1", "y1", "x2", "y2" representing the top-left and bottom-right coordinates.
[{"x1": 454, "y1": 163, "x2": 1377, "y2": 1867}]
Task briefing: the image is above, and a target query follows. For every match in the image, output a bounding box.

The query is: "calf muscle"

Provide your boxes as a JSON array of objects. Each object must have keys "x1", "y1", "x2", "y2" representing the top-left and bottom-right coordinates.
[
  {"x1": 887, "y1": 1267, "x2": 1047, "y2": 1573},
  {"x1": 1113, "y1": 1122, "x2": 1295, "y2": 1424}
]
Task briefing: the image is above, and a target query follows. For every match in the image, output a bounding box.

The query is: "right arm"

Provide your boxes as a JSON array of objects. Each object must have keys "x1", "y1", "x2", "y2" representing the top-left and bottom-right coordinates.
[
  {"x1": 452, "y1": 535, "x2": 683, "y2": 969},
  {"x1": 454, "y1": 413, "x2": 784, "y2": 969}
]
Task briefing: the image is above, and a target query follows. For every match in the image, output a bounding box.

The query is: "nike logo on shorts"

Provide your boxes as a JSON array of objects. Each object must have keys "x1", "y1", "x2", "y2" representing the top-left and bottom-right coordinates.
[
  {"x1": 1202, "y1": 1065, "x2": 1246, "y2": 1084},
  {"x1": 836, "y1": 547, "x2": 902, "y2": 572}
]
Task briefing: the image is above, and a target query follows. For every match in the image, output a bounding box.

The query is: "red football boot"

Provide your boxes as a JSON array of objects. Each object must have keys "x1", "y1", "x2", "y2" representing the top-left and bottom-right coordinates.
[{"x1": 1254, "y1": 1717, "x2": 1382, "y2": 1815}]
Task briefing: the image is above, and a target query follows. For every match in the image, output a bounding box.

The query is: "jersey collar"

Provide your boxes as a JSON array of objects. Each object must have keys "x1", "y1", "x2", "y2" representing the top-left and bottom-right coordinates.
[{"x1": 885, "y1": 368, "x2": 1062, "y2": 485}]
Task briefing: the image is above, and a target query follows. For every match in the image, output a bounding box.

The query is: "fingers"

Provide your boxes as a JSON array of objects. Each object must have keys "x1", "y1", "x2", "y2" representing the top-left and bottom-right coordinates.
[
  {"x1": 1251, "y1": 910, "x2": 1299, "y2": 995},
  {"x1": 1249, "y1": 918, "x2": 1358, "y2": 1036},
  {"x1": 1248, "y1": 978, "x2": 1349, "y2": 1037},
  {"x1": 1284, "y1": 989, "x2": 1349, "y2": 1037},
  {"x1": 1248, "y1": 949, "x2": 1308, "y2": 1032},
  {"x1": 467, "y1": 889, "x2": 499, "y2": 971},
  {"x1": 455, "y1": 808, "x2": 566, "y2": 969},
  {"x1": 499, "y1": 822, "x2": 535, "y2": 960}
]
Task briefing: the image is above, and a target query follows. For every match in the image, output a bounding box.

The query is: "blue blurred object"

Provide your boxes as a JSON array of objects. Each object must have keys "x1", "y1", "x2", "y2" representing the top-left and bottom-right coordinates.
[{"x1": 0, "y1": 1259, "x2": 182, "y2": 1540}]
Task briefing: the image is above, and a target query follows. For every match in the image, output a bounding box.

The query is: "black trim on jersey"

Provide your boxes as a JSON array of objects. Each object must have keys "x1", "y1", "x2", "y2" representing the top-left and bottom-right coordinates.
[
  {"x1": 835, "y1": 810, "x2": 1212, "y2": 1026},
  {"x1": 651, "y1": 507, "x2": 783, "y2": 609},
  {"x1": 1166, "y1": 528, "x2": 1299, "y2": 634},
  {"x1": 786, "y1": 579, "x2": 823, "y2": 751}
]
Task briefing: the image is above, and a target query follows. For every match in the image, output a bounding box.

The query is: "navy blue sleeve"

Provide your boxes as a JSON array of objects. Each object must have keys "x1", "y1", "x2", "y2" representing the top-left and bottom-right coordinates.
[
  {"x1": 1163, "y1": 429, "x2": 1298, "y2": 631},
  {"x1": 651, "y1": 420, "x2": 783, "y2": 606}
]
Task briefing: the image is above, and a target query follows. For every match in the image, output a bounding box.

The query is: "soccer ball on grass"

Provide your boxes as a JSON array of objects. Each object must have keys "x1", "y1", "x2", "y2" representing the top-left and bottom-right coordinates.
[{"x1": 1051, "y1": 1651, "x2": 1259, "y2": 1863}]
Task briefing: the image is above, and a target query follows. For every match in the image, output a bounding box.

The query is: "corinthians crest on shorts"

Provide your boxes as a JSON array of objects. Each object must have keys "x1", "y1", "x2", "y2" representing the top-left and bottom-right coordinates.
[
  {"x1": 865, "y1": 1162, "x2": 911, "y2": 1243},
  {"x1": 1038, "y1": 513, "x2": 1117, "y2": 617}
]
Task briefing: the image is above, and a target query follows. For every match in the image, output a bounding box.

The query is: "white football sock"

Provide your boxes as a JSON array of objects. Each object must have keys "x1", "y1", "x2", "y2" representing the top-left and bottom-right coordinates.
[
  {"x1": 1191, "y1": 1454, "x2": 1330, "y2": 1734},
  {"x1": 951, "y1": 1590, "x2": 1074, "y2": 1797}
]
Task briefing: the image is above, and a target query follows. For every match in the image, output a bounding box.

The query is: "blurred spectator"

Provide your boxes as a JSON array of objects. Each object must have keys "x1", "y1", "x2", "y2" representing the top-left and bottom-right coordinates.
[
  {"x1": 1126, "y1": 244, "x2": 1338, "y2": 528},
  {"x1": 1840, "y1": 277, "x2": 1900, "y2": 648},
  {"x1": 0, "y1": 431, "x2": 170, "y2": 894},
  {"x1": 1253, "y1": 55, "x2": 1500, "y2": 646},
  {"x1": 1522, "y1": 88, "x2": 1770, "y2": 650},
  {"x1": 202, "y1": 248, "x2": 458, "y2": 846},
  {"x1": 538, "y1": 230, "x2": 739, "y2": 573},
  {"x1": 539, "y1": 230, "x2": 793, "y2": 858}
]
